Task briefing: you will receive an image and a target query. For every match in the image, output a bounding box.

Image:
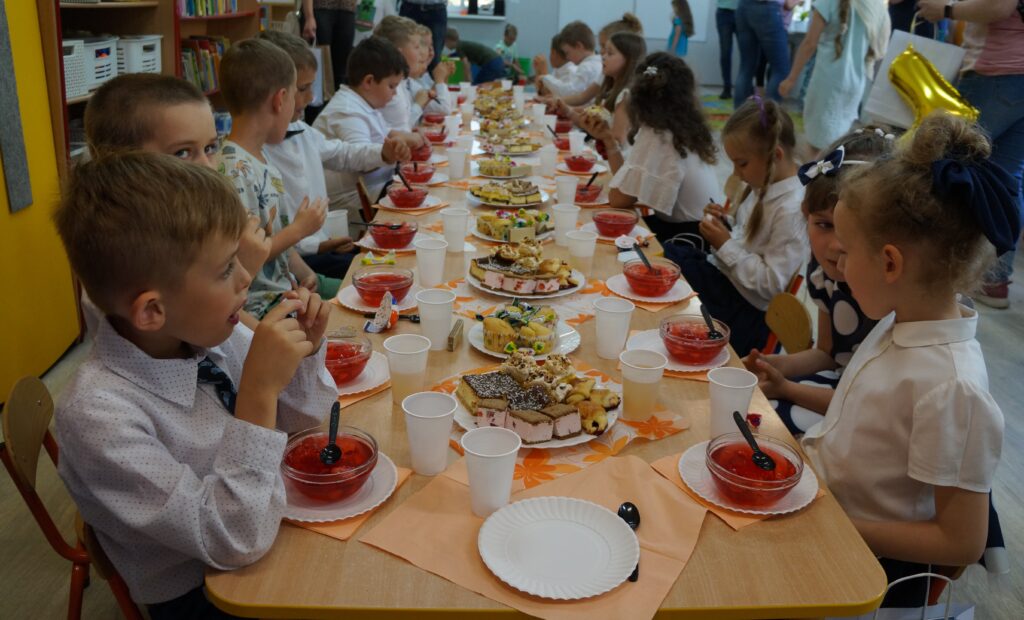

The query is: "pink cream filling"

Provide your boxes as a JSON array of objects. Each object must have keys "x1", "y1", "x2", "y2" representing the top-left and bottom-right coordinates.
[
  {"x1": 552, "y1": 412, "x2": 582, "y2": 438},
  {"x1": 505, "y1": 415, "x2": 553, "y2": 444}
]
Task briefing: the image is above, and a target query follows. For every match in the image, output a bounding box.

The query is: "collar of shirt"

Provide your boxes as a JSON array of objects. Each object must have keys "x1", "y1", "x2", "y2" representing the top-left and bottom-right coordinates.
[
  {"x1": 93, "y1": 317, "x2": 216, "y2": 409},
  {"x1": 284, "y1": 120, "x2": 305, "y2": 139},
  {"x1": 892, "y1": 305, "x2": 978, "y2": 348},
  {"x1": 336, "y1": 85, "x2": 376, "y2": 116},
  {"x1": 761, "y1": 175, "x2": 803, "y2": 203}
]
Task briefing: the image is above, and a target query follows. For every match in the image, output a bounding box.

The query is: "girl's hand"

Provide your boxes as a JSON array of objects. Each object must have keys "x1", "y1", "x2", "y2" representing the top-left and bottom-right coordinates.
[
  {"x1": 704, "y1": 202, "x2": 727, "y2": 219},
  {"x1": 779, "y1": 77, "x2": 796, "y2": 98},
  {"x1": 699, "y1": 213, "x2": 732, "y2": 249},
  {"x1": 318, "y1": 237, "x2": 354, "y2": 254},
  {"x1": 382, "y1": 137, "x2": 411, "y2": 163},
  {"x1": 294, "y1": 197, "x2": 328, "y2": 237},
  {"x1": 744, "y1": 350, "x2": 790, "y2": 400},
  {"x1": 432, "y1": 61, "x2": 454, "y2": 84},
  {"x1": 579, "y1": 113, "x2": 612, "y2": 142}
]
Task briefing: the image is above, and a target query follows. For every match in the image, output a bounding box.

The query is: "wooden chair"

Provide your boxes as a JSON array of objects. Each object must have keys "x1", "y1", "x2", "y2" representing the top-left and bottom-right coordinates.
[
  {"x1": 762, "y1": 274, "x2": 811, "y2": 354},
  {"x1": 356, "y1": 178, "x2": 376, "y2": 224},
  {"x1": 1, "y1": 377, "x2": 142, "y2": 619},
  {"x1": 74, "y1": 516, "x2": 142, "y2": 620}
]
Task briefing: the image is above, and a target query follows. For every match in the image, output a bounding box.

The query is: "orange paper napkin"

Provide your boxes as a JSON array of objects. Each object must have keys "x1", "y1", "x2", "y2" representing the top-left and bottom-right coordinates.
[
  {"x1": 287, "y1": 466, "x2": 412, "y2": 541},
  {"x1": 361, "y1": 456, "x2": 706, "y2": 620},
  {"x1": 372, "y1": 201, "x2": 449, "y2": 216},
  {"x1": 337, "y1": 380, "x2": 391, "y2": 409},
  {"x1": 602, "y1": 281, "x2": 696, "y2": 313}
]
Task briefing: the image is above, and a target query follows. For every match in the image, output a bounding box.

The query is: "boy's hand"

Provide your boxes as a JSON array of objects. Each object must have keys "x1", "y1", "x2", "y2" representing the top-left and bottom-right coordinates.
[
  {"x1": 238, "y1": 214, "x2": 272, "y2": 277},
  {"x1": 242, "y1": 298, "x2": 316, "y2": 397},
  {"x1": 532, "y1": 55, "x2": 548, "y2": 76},
  {"x1": 382, "y1": 137, "x2": 411, "y2": 163},
  {"x1": 294, "y1": 197, "x2": 328, "y2": 237},
  {"x1": 414, "y1": 89, "x2": 432, "y2": 108},
  {"x1": 282, "y1": 287, "x2": 331, "y2": 351},
  {"x1": 318, "y1": 236, "x2": 355, "y2": 254},
  {"x1": 432, "y1": 60, "x2": 454, "y2": 85},
  {"x1": 299, "y1": 273, "x2": 319, "y2": 292}
]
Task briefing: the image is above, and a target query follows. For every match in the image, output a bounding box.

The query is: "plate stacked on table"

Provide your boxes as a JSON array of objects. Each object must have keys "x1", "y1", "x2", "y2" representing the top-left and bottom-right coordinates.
[
  {"x1": 625, "y1": 329, "x2": 730, "y2": 373},
  {"x1": 335, "y1": 284, "x2": 421, "y2": 313},
  {"x1": 378, "y1": 195, "x2": 445, "y2": 212},
  {"x1": 605, "y1": 273, "x2": 693, "y2": 304},
  {"x1": 336, "y1": 351, "x2": 390, "y2": 396},
  {"x1": 468, "y1": 321, "x2": 581, "y2": 360},
  {"x1": 282, "y1": 454, "x2": 399, "y2": 523}
]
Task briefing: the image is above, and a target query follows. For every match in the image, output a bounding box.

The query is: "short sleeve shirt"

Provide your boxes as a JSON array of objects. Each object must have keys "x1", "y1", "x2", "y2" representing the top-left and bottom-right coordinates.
[{"x1": 806, "y1": 258, "x2": 877, "y2": 370}]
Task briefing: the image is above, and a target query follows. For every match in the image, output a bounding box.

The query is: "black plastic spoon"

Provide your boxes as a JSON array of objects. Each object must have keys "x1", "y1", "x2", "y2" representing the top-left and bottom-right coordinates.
[
  {"x1": 732, "y1": 411, "x2": 775, "y2": 471},
  {"x1": 700, "y1": 304, "x2": 724, "y2": 340},
  {"x1": 585, "y1": 172, "x2": 599, "y2": 188},
  {"x1": 632, "y1": 242, "x2": 656, "y2": 274},
  {"x1": 546, "y1": 125, "x2": 560, "y2": 140},
  {"x1": 320, "y1": 402, "x2": 342, "y2": 465},
  {"x1": 617, "y1": 502, "x2": 640, "y2": 582},
  {"x1": 395, "y1": 167, "x2": 414, "y2": 192},
  {"x1": 351, "y1": 221, "x2": 404, "y2": 230}
]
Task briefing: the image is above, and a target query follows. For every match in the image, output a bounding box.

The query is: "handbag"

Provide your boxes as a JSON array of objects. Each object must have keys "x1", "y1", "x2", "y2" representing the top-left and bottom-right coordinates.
[{"x1": 863, "y1": 14, "x2": 966, "y2": 129}]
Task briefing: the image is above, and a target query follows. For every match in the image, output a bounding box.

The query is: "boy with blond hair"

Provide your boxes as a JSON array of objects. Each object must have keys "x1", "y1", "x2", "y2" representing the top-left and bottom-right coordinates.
[
  {"x1": 533, "y1": 21, "x2": 602, "y2": 100},
  {"x1": 315, "y1": 36, "x2": 426, "y2": 213},
  {"x1": 54, "y1": 152, "x2": 335, "y2": 618},
  {"x1": 219, "y1": 38, "x2": 335, "y2": 315},
  {"x1": 413, "y1": 23, "x2": 455, "y2": 116},
  {"x1": 373, "y1": 15, "x2": 434, "y2": 131},
  {"x1": 258, "y1": 30, "x2": 410, "y2": 280}
]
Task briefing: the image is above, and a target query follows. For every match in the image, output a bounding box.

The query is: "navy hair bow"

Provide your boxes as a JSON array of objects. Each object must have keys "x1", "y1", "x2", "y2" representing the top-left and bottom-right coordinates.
[
  {"x1": 932, "y1": 158, "x2": 1022, "y2": 256},
  {"x1": 798, "y1": 146, "x2": 848, "y2": 186}
]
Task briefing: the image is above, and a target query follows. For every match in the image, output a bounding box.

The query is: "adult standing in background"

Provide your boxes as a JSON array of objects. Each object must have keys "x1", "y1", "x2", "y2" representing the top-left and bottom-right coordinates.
[
  {"x1": 399, "y1": 0, "x2": 448, "y2": 71},
  {"x1": 302, "y1": 0, "x2": 359, "y2": 89},
  {"x1": 887, "y1": 0, "x2": 933, "y2": 37},
  {"x1": 717, "y1": 0, "x2": 739, "y2": 100},
  {"x1": 918, "y1": 0, "x2": 1024, "y2": 309},
  {"x1": 734, "y1": 0, "x2": 800, "y2": 106}
]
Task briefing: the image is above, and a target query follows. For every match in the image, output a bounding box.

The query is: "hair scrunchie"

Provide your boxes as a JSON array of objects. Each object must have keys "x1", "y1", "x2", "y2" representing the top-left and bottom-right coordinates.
[{"x1": 931, "y1": 157, "x2": 1022, "y2": 255}]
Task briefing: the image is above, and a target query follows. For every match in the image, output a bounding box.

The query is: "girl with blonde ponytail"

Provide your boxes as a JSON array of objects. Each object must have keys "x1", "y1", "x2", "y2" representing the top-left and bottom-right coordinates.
[{"x1": 780, "y1": 0, "x2": 890, "y2": 151}]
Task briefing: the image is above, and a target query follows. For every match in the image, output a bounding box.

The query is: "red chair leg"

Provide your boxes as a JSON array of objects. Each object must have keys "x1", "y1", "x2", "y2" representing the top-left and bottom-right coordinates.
[
  {"x1": 67, "y1": 562, "x2": 88, "y2": 620},
  {"x1": 107, "y1": 574, "x2": 144, "y2": 620}
]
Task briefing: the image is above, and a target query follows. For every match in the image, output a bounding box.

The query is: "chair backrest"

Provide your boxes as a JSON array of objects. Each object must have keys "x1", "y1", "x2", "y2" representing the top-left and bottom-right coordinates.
[
  {"x1": 2, "y1": 376, "x2": 54, "y2": 490},
  {"x1": 765, "y1": 293, "x2": 813, "y2": 354},
  {"x1": 356, "y1": 177, "x2": 375, "y2": 223}
]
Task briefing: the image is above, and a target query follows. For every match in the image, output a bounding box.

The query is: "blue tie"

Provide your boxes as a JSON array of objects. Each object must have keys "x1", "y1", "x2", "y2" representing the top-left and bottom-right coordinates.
[{"x1": 197, "y1": 357, "x2": 237, "y2": 415}]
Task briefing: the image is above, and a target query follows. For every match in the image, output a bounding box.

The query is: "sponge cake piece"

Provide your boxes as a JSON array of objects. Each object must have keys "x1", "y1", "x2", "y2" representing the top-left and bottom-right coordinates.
[{"x1": 456, "y1": 372, "x2": 520, "y2": 412}]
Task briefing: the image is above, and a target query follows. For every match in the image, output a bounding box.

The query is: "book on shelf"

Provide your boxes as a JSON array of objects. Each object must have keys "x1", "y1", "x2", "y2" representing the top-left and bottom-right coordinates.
[
  {"x1": 179, "y1": 0, "x2": 240, "y2": 18},
  {"x1": 180, "y1": 35, "x2": 229, "y2": 94}
]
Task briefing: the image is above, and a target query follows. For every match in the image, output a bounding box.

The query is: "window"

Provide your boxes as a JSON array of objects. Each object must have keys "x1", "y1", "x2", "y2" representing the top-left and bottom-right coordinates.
[{"x1": 447, "y1": 0, "x2": 505, "y2": 17}]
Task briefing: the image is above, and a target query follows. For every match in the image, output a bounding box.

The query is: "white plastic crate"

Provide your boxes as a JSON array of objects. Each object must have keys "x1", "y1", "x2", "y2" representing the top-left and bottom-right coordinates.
[
  {"x1": 66, "y1": 36, "x2": 119, "y2": 91},
  {"x1": 62, "y1": 39, "x2": 89, "y2": 100},
  {"x1": 117, "y1": 35, "x2": 162, "y2": 75}
]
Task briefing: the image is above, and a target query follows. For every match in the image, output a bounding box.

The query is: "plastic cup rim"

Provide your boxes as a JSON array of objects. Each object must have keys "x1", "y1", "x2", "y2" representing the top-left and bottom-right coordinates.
[
  {"x1": 383, "y1": 334, "x2": 431, "y2": 355},
  {"x1": 402, "y1": 391, "x2": 458, "y2": 419},
  {"x1": 707, "y1": 367, "x2": 758, "y2": 389},
  {"x1": 566, "y1": 230, "x2": 598, "y2": 241},
  {"x1": 594, "y1": 297, "x2": 635, "y2": 314},
  {"x1": 414, "y1": 238, "x2": 448, "y2": 250},
  {"x1": 461, "y1": 426, "x2": 522, "y2": 458},
  {"x1": 619, "y1": 348, "x2": 668, "y2": 371},
  {"x1": 415, "y1": 289, "x2": 457, "y2": 305}
]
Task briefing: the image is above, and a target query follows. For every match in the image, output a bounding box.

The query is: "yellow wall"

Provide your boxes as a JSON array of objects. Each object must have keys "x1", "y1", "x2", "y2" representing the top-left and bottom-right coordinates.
[{"x1": 0, "y1": 2, "x2": 79, "y2": 399}]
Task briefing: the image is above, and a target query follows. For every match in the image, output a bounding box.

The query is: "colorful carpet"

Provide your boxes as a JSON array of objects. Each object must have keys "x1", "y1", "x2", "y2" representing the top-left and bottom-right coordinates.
[{"x1": 701, "y1": 93, "x2": 804, "y2": 134}]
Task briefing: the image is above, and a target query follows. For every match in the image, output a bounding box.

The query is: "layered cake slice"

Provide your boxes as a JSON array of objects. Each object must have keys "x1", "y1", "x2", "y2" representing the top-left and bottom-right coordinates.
[
  {"x1": 505, "y1": 410, "x2": 554, "y2": 444},
  {"x1": 540, "y1": 404, "x2": 582, "y2": 439},
  {"x1": 456, "y1": 371, "x2": 520, "y2": 412},
  {"x1": 476, "y1": 398, "x2": 509, "y2": 428}
]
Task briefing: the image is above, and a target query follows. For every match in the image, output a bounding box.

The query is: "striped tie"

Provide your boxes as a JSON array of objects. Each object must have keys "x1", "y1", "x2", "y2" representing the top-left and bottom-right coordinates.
[{"x1": 197, "y1": 357, "x2": 237, "y2": 415}]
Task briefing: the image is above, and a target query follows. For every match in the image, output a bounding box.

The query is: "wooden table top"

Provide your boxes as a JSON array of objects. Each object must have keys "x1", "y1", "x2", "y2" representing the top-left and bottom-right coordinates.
[{"x1": 206, "y1": 150, "x2": 887, "y2": 619}]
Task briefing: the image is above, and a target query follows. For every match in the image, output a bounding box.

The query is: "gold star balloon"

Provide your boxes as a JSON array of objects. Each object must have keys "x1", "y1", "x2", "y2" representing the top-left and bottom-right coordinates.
[{"x1": 889, "y1": 45, "x2": 979, "y2": 129}]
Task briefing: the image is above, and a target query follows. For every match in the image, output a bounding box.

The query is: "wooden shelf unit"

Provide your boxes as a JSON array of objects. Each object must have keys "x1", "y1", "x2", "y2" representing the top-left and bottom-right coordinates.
[{"x1": 59, "y1": 2, "x2": 160, "y2": 8}]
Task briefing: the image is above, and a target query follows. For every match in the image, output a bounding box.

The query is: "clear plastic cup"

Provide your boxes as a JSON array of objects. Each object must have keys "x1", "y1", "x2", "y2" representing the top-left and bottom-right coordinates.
[
  {"x1": 460, "y1": 102, "x2": 474, "y2": 125},
  {"x1": 461, "y1": 427, "x2": 521, "y2": 517},
  {"x1": 531, "y1": 103, "x2": 546, "y2": 125},
  {"x1": 456, "y1": 134, "x2": 475, "y2": 152},
  {"x1": 566, "y1": 229, "x2": 598, "y2": 274},
  {"x1": 551, "y1": 203, "x2": 581, "y2": 247},
  {"x1": 543, "y1": 114, "x2": 557, "y2": 135},
  {"x1": 707, "y1": 368, "x2": 758, "y2": 439},
  {"x1": 383, "y1": 334, "x2": 432, "y2": 406},
  {"x1": 414, "y1": 238, "x2": 448, "y2": 288},
  {"x1": 619, "y1": 349, "x2": 668, "y2": 420},
  {"x1": 415, "y1": 289, "x2": 456, "y2": 351},
  {"x1": 594, "y1": 297, "x2": 635, "y2": 360},
  {"x1": 555, "y1": 175, "x2": 579, "y2": 204},
  {"x1": 440, "y1": 207, "x2": 470, "y2": 253},
  {"x1": 403, "y1": 392, "x2": 457, "y2": 476},
  {"x1": 444, "y1": 115, "x2": 461, "y2": 137},
  {"x1": 447, "y1": 147, "x2": 468, "y2": 181},
  {"x1": 538, "y1": 145, "x2": 558, "y2": 177},
  {"x1": 568, "y1": 130, "x2": 586, "y2": 155}
]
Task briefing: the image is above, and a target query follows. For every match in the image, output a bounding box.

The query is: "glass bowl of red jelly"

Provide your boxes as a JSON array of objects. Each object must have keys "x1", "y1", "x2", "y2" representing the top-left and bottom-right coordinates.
[
  {"x1": 659, "y1": 314, "x2": 729, "y2": 364},
  {"x1": 592, "y1": 209, "x2": 639, "y2": 237},
  {"x1": 553, "y1": 136, "x2": 570, "y2": 151},
  {"x1": 325, "y1": 335, "x2": 372, "y2": 385},
  {"x1": 369, "y1": 221, "x2": 418, "y2": 249},
  {"x1": 282, "y1": 426, "x2": 379, "y2": 503},
  {"x1": 575, "y1": 183, "x2": 602, "y2": 204},
  {"x1": 705, "y1": 433, "x2": 802, "y2": 508},
  {"x1": 564, "y1": 154, "x2": 596, "y2": 173},
  {"x1": 623, "y1": 258, "x2": 680, "y2": 297},
  {"x1": 422, "y1": 112, "x2": 446, "y2": 125},
  {"x1": 399, "y1": 163, "x2": 436, "y2": 184},
  {"x1": 425, "y1": 129, "x2": 448, "y2": 143},
  {"x1": 555, "y1": 118, "x2": 573, "y2": 134},
  {"x1": 352, "y1": 266, "x2": 415, "y2": 305},
  {"x1": 387, "y1": 186, "x2": 429, "y2": 209},
  {"x1": 410, "y1": 143, "x2": 433, "y2": 162}
]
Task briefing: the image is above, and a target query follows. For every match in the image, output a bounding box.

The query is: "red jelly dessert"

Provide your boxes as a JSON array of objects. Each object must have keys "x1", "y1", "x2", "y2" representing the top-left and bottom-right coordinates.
[
  {"x1": 457, "y1": 94, "x2": 467, "y2": 105},
  {"x1": 622, "y1": 258, "x2": 680, "y2": 297},
  {"x1": 425, "y1": 130, "x2": 448, "y2": 143},
  {"x1": 592, "y1": 209, "x2": 638, "y2": 237},
  {"x1": 400, "y1": 163, "x2": 436, "y2": 184},
  {"x1": 325, "y1": 336, "x2": 372, "y2": 385},
  {"x1": 352, "y1": 266, "x2": 414, "y2": 305},
  {"x1": 282, "y1": 427, "x2": 378, "y2": 503},
  {"x1": 411, "y1": 143, "x2": 433, "y2": 162},
  {"x1": 387, "y1": 186, "x2": 428, "y2": 209},
  {"x1": 659, "y1": 315, "x2": 730, "y2": 364},
  {"x1": 422, "y1": 112, "x2": 446, "y2": 125},
  {"x1": 553, "y1": 137, "x2": 570, "y2": 151},
  {"x1": 369, "y1": 221, "x2": 418, "y2": 249},
  {"x1": 705, "y1": 435, "x2": 802, "y2": 508},
  {"x1": 555, "y1": 118, "x2": 573, "y2": 134},
  {"x1": 575, "y1": 183, "x2": 602, "y2": 204},
  {"x1": 564, "y1": 154, "x2": 596, "y2": 172}
]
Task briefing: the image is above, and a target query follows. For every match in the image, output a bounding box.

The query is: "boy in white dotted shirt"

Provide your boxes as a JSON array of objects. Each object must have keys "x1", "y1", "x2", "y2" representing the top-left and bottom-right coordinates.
[{"x1": 52, "y1": 153, "x2": 337, "y2": 619}]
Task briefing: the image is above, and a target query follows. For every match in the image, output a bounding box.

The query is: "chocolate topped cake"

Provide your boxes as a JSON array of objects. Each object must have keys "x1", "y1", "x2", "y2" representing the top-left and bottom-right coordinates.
[
  {"x1": 456, "y1": 371, "x2": 520, "y2": 412},
  {"x1": 508, "y1": 384, "x2": 551, "y2": 411}
]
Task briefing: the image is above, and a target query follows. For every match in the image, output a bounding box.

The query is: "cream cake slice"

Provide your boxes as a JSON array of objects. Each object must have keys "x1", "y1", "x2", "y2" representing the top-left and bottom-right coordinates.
[
  {"x1": 505, "y1": 410, "x2": 554, "y2": 444},
  {"x1": 540, "y1": 404, "x2": 582, "y2": 439}
]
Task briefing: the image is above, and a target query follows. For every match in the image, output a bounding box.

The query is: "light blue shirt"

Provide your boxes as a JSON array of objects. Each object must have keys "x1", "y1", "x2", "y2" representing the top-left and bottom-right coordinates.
[{"x1": 717, "y1": 0, "x2": 739, "y2": 10}]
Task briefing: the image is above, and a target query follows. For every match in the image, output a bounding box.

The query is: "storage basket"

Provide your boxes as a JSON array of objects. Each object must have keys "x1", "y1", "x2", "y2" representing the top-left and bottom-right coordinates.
[
  {"x1": 117, "y1": 35, "x2": 162, "y2": 75},
  {"x1": 62, "y1": 39, "x2": 89, "y2": 100},
  {"x1": 66, "y1": 36, "x2": 119, "y2": 91}
]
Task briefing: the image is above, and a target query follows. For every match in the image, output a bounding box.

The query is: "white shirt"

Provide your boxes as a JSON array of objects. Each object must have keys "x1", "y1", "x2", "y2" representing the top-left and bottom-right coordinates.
[
  {"x1": 553, "y1": 61, "x2": 576, "y2": 82},
  {"x1": 264, "y1": 121, "x2": 385, "y2": 254},
  {"x1": 609, "y1": 125, "x2": 723, "y2": 224},
  {"x1": 55, "y1": 319, "x2": 336, "y2": 604},
  {"x1": 380, "y1": 78, "x2": 423, "y2": 133},
  {"x1": 314, "y1": 85, "x2": 395, "y2": 212},
  {"x1": 801, "y1": 307, "x2": 1003, "y2": 522},
  {"x1": 413, "y1": 74, "x2": 454, "y2": 115},
  {"x1": 709, "y1": 175, "x2": 807, "y2": 310},
  {"x1": 541, "y1": 53, "x2": 602, "y2": 101}
]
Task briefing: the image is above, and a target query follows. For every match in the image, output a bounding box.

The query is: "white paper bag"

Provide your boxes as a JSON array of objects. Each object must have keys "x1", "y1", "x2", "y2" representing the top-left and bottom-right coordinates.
[{"x1": 863, "y1": 29, "x2": 966, "y2": 129}]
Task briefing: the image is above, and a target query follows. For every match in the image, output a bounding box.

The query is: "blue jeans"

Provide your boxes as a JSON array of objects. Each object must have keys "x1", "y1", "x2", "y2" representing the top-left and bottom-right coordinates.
[
  {"x1": 734, "y1": 0, "x2": 791, "y2": 106},
  {"x1": 958, "y1": 72, "x2": 1024, "y2": 283},
  {"x1": 399, "y1": 1, "x2": 447, "y2": 72},
  {"x1": 716, "y1": 8, "x2": 736, "y2": 89},
  {"x1": 473, "y1": 56, "x2": 506, "y2": 85}
]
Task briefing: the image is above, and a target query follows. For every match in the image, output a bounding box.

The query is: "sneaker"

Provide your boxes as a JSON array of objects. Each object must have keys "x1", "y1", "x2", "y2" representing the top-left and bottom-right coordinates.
[
  {"x1": 719, "y1": 87, "x2": 732, "y2": 100},
  {"x1": 974, "y1": 282, "x2": 1010, "y2": 309}
]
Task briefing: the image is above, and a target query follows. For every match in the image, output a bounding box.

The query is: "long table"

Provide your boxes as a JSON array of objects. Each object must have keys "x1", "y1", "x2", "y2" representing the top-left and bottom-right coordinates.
[{"x1": 205, "y1": 152, "x2": 887, "y2": 619}]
